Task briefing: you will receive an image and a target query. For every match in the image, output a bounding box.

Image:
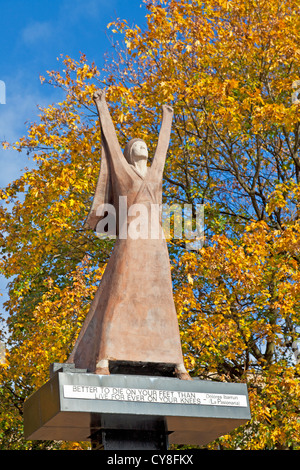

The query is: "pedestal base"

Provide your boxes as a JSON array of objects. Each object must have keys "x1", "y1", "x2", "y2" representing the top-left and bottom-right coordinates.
[
  {"x1": 23, "y1": 368, "x2": 251, "y2": 449},
  {"x1": 91, "y1": 425, "x2": 168, "y2": 450}
]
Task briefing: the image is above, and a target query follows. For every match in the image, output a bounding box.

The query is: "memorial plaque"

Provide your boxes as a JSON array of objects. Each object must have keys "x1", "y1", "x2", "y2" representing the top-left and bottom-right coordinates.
[
  {"x1": 63, "y1": 384, "x2": 248, "y2": 407},
  {"x1": 24, "y1": 371, "x2": 251, "y2": 446}
]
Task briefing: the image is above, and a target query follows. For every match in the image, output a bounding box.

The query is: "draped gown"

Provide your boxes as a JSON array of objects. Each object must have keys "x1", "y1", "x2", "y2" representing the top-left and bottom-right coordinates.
[{"x1": 68, "y1": 94, "x2": 188, "y2": 378}]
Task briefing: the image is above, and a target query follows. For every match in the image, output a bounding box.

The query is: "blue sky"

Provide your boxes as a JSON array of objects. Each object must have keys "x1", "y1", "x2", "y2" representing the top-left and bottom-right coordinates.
[
  {"x1": 0, "y1": 0, "x2": 147, "y2": 185},
  {"x1": 0, "y1": 0, "x2": 148, "y2": 320}
]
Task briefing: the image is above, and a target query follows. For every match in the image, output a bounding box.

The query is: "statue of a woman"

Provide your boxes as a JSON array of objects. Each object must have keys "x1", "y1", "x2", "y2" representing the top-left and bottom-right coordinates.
[{"x1": 68, "y1": 89, "x2": 190, "y2": 380}]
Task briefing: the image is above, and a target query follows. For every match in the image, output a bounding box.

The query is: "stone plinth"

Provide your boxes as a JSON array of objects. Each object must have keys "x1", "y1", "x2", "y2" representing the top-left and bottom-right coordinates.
[{"x1": 24, "y1": 368, "x2": 251, "y2": 447}]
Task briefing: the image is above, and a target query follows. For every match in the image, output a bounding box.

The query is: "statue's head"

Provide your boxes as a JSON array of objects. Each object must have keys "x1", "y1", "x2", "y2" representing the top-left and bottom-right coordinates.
[{"x1": 124, "y1": 138, "x2": 148, "y2": 165}]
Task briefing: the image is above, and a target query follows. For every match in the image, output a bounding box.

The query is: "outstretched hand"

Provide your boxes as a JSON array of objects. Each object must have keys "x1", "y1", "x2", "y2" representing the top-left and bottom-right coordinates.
[
  {"x1": 162, "y1": 104, "x2": 173, "y2": 113},
  {"x1": 93, "y1": 88, "x2": 106, "y2": 103}
]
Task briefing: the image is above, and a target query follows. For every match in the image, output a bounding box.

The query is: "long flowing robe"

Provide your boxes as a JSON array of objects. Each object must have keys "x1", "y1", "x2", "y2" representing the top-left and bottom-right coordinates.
[{"x1": 68, "y1": 96, "x2": 185, "y2": 374}]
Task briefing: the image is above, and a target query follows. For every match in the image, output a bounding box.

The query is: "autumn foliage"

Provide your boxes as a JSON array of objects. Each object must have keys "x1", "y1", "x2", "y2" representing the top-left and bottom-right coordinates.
[{"x1": 0, "y1": 0, "x2": 300, "y2": 449}]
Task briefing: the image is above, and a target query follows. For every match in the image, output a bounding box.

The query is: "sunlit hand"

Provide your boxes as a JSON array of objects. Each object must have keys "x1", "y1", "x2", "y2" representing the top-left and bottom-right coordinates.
[
  {"x1": 162, "y1": 104, "x2": 173, "y2": 113},
  {"x1": 93, "y1": 89, "x2": 106, "y2": 103}
]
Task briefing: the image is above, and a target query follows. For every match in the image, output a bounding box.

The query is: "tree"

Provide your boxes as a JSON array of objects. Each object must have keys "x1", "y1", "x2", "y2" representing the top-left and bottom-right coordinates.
[{"x1": 1, "y1": 0, "x2": 300, "y2": 449}]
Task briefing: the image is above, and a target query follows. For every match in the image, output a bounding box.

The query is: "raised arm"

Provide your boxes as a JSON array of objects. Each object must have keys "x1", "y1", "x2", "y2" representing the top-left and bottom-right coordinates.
[
  {"x1": 85, "y1": 90, "x2": 122, "y2": 232},
  {"x1": 151, "y1": 104, "x2": 174, "y2": 177},
  {"x1": 93, "y1": 89, "x2": 123, "y2": 161}
]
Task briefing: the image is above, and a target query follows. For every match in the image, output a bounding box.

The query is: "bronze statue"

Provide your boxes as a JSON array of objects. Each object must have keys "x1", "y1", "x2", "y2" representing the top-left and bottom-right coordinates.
[{"x1": 68, "y1": 90, "x2": 190, "y2": 380}]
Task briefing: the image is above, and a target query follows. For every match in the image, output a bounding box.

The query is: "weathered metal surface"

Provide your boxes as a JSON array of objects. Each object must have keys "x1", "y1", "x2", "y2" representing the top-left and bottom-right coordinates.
[{"x1": 24, "y1": 372, "x2": 251, "y2": 446}]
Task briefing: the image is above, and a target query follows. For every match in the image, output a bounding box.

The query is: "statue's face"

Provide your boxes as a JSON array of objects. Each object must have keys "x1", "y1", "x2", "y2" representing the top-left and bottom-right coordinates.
[{"x1": 130, "y1": 140, "x2": 148, "y2": 161}]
